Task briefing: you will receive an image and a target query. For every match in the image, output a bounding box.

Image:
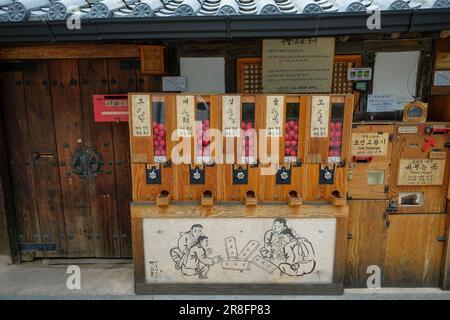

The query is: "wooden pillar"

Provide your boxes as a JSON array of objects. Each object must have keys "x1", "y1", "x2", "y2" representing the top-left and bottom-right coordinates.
[
  {"x1": 0, "y1": 109, "x2": 19, "y2": 262},
  {"x1": 441, "y1": 201, "x2": 450, "y2": 290}
]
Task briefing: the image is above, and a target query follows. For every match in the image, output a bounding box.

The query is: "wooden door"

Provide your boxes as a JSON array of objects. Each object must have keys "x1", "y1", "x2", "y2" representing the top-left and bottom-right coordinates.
[
  {"x1": 346, "y1": 200, "x2": 447, "y2": 288},
  {"x1": 345, "y1": 200, "x2": 388, "y2": 287},
  {"x1": 0, "y1": 58, "x2": 160, "y2": 258},
  {"x1": 383, "y1": 213, "x2": 446, "y2": 287}
]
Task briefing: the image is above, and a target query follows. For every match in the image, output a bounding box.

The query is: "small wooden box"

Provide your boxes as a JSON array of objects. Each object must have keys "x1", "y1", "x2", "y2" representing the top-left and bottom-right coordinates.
[
  {"x1": 347, "y1": 123, "x2": 395, "y2": 200},
  {"x1": 140, "y1": 45, "x2": 165, "y2": 75},
  {"x1": 389, "y1": 123, "x2": 450, "y2": 213}
]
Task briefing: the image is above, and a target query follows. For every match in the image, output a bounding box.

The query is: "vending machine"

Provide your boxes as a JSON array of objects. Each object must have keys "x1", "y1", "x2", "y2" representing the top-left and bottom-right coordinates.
[
  {"x1": 303, "y1": 95, "x2": 353, "y2": 204},
  {"x1": 219, "y1": 94, "x2": 263, "y2": 205},
  {"x1": 174, "y1": 94, "x2": 220, "y2": 205},
  {"x1": 129, "y1": 93, "x2": 176, "y2": 205}
]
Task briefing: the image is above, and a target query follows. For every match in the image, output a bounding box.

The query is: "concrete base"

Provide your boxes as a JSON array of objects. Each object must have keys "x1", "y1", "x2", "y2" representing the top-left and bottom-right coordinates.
[{"x1": 0, "y1": 258, "x2": 450, "y2": 299}]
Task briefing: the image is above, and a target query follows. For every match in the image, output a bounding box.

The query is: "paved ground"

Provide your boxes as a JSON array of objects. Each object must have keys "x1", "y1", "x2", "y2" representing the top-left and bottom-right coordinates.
[{"x1": 1, "y1": 256, "x2": 450, "y2": 300}]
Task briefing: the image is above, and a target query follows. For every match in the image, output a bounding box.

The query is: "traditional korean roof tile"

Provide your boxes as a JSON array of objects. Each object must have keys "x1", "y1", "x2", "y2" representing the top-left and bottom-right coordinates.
[{"x1": 0, "y1": 0, "x2": 448, "y2": 22}]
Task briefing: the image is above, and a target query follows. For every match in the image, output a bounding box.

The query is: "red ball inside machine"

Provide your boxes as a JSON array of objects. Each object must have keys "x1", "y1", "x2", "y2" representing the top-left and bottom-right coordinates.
[
  {"x1": 241, "y1": 121, "x2": 255, "y2": 157},
  {"x1": 284, "y1": 119, "x2": 299, "y2": 157},
  {"x1": 152, "y1": 121, "x2": 167, "y2": 157},
  {"x1": 328, "y1": 120, "x2": 343, "y2": 158}
]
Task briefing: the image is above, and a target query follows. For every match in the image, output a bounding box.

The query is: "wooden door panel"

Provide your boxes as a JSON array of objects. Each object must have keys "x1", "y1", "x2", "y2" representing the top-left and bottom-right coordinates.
[
  {"x1": 0, "y1": 70, "x2": 40, "y2": 244},
  {"x1": 22, "y1": 62, "x2": 68, "y2": 256},
  {"x1": 49, "y1": 59, "x2": 95, "y2": 257},
  {"x1": 107, "y1": 59, "x2": 136, "y2": 257},
  {"x1": 384, "y1": 213, "x2": 446, "y2": 287},
  {"x1": 79, "y1": 59, "x2": 121, "y2": 257},
  {"x1": 345, "y1": 200, "x2": 388, "y2": 287}
]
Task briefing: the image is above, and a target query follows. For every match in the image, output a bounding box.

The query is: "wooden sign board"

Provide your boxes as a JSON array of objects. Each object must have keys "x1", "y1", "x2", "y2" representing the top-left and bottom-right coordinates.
[
  {"x1": 265, "y1": 95, "x2": 284, "y2": 137},
  {"x1": 435, "y1": 52, "x2": 450, "y2": 70},
  {"x1": 176, "y1": 95, "x2": 195, "y2": 137},
  {"x1": 351, "y1": 132, "x2": 389, "y2": 156},
  {"x1": 310, "y1": 96, "x2": 330, "y2": 138},
  {"x1": 262, "y1": 38, "x2": 335, "y2": 93},
  {"x1": 131, "y1": 94, "x2": 151, "y2": 137},
  {"x1": 142, "y1": 217, "x2": 336, "y2": 284},
  {"x1": 397, "y1": 159, "x2": 445, "y2": 186},
  {"x1": 140, "y1": 45, "x2": 165, "y2": 75}
]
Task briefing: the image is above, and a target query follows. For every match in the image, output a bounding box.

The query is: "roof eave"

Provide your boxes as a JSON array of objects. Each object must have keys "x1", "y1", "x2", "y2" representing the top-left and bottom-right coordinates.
[{"x1": 0, "y1": 9, "x2": 448, "y2": 43}]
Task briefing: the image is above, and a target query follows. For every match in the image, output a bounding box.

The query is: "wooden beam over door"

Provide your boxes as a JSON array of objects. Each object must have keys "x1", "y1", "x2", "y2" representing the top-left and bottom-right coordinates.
[{"x1": 0, "y1": 44, "x2": 142, "y2": 60}]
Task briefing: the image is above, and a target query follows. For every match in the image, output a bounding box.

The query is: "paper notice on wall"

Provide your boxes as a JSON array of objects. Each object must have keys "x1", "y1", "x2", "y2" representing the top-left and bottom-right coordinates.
[
  {"x1": 367, "y1": 94, "x2": 397, "y2": 113},
  {"x1": 176, "y1": 95, "x2": 195, "y2": 137},
  {"x1": 131, "y1": 95, "x2": 151, "y2": 137},
  {"x1": 372, "y1": 51, "x2": 420, "y2": 110},
  {"x1": 266, "y1": 95, "x2": 284, "y2": 137},
  {"x1": 433, "y1": 70, "x2": 450, "y2": 87},
  {"x1": 222, "y1": 95, "x2": 241, "y2": 137},
  {"x1": 262, "y1": 38, "x2": 335, "y2": 93},
  {"x1": 397, "y1": 159, "x2": 445, "y2": 186},
  {"x1": 310, "y1": 96, "x2": 330, "y2": 138},
  {"x1": 351, "y1": 132, "x2": 389, "y2": 156}
]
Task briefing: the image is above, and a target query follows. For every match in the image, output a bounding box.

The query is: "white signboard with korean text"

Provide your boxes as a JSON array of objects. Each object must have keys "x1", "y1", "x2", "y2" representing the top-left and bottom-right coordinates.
[
  {"x1": 143, "y1": 217, "x2": 336, "y2": 284},
  {"x1": 310, "y1": 96, "x2": 330, "y2": 138},
  {"x1": 131, "y1": 95, "x2": 151, "y2": 137},
  {"x1": 176, "y1": 95, "x2": 195, "y2": 138}
]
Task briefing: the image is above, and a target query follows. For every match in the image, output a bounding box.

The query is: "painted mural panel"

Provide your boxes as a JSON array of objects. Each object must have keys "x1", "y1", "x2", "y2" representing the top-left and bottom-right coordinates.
[{"x1": 143, "y1": 218, "x2": 336, "y2": 284}]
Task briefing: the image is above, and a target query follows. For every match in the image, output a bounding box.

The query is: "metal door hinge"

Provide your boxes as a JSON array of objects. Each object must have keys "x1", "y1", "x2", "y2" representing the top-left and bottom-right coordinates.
[{"x1": 437, "y1": 236, "x2": 446, "y2": 242}]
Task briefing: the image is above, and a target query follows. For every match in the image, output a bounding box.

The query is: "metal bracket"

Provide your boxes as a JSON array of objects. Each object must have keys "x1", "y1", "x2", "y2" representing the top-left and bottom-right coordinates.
[
  {"x1": 146, "y1": 164, "x2": 161, "y2": 185},
  {"x1": 19, "y1": 243, "x2": 57, "y2": 252},
  {"x1": 233, "y1": 165, "x2": 248, "y2": 185},
  {"x1": 319, "y1": 165, "x2": 334, "y2": 185},
  {"x1": 190, "y1": 166, "x2": 205, "y2": 185},
  {"x1": 276, "y1": 166, "x2": 292, "y2": 185},
  {"x1": 163, "y1": 159, "x2": 172, "y2": 168}
]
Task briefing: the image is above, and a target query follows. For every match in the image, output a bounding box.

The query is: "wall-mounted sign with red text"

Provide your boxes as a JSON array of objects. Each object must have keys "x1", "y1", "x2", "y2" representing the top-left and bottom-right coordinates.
[{"x1": 93, "y1": 94, "x2": 129, "y2": 122}]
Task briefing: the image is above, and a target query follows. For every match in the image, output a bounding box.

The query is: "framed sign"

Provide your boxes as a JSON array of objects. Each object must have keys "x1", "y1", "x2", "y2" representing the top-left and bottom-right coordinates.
[
  {"x1": 176, "y1": 95, "x2": 195, "y2": 138},
  {"x1": 351, "y1": 132, "x2": 389, "y2": 156},
  {"x1": 310, "y1": 96, "x2": 330, "y2": 138},
  {"x1": 265, "y1": 95, "x2": 284, "y2": 137},
  {"x1": 131, "y1": 94, "x2": 151, "y2": 137},
  {"x1": 435, "y1": 52, "x2": 450, "y2": 70},
  {"x1": 397, "y1": 159, "x2": 445, "y2": 186},
  {"x1": 93, "y1": 94, "x2": 128, "y2": 122},
  {"x1": 222, "y1": 95, "x2": 241, "y2": 137},
  {"x1": 262, "y1": 38, "x2": 335, "y2": 93},
  {"x1": 140, "y1": 45, "x2": 166, "y2": 75}
]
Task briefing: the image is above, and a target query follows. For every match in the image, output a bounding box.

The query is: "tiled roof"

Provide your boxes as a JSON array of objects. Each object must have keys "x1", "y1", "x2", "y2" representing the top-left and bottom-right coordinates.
[{"x1": 0, "y1": 0, "x2": 448, "y2": 22}]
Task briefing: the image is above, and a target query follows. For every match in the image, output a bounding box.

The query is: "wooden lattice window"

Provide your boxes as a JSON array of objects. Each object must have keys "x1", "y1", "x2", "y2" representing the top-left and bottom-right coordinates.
[
  {"x1": 236, "y1": 55, "x2": 363, "y2": 95},
  {"x1": 332, "y1": 55, "x2": 362, "y2": 94},
  {"x1": 237, "y1": 57, "x2": 263, "y2": 93}
]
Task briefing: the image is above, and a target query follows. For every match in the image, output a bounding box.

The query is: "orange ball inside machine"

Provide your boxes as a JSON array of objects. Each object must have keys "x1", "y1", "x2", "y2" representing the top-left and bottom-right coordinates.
[
  {"x1": 260, "y1": 95, "x2": 307, "y2": 205},
  {"x1": 303, "y1": 95, "x2": 353, "y2": 204},
  {"x1": 174, "y1": 94, "x2": 219, "y2": 204},
  {"x1": 219, "y1": 94, "x2": 263, "y2": 204},
  {"x1": 129, "y1": 93, "x2": 176, "y2": 203}
]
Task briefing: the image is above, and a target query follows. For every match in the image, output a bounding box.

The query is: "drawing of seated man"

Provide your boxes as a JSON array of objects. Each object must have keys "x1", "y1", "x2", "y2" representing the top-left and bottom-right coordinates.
[
  {"x1": 180, "y1": 235, "x2": 223, "y2": 279},
  {"x1": 260, "y1": 218, "x2": 298, "y2": 262},
  {"x1": 170, "y1": 224, "x2": 203, "y2": 270},
  {"x1": 277, "y1": 228, "x2": 316, "y2": 277}
]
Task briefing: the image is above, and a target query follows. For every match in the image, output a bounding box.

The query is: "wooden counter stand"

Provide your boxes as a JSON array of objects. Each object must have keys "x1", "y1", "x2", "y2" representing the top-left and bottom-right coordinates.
[
  {"x1": 259, "y1": 95, "x2": 307, "y2": 202},
  {"x1": 131, "y1": 202, "x2": 349, "y2": 295},
  {"x1": 219, "y1": 95, "x2": 262, "y2": 202},
  {"x1": 129, "y1": 94, "x2": 177, "y2": 201},
  {"x1": 389, "y1": 122, "x2": 450, "y2": 213},
  {"x1": 174, "y1": 95, "x2": 220, "y2": 201},
  {"x1": 303, "y1": 95, "x2": 353, "y2": 202},
  {"x1": 348, "y1": 123, "x2": 395, "y2": 200}
]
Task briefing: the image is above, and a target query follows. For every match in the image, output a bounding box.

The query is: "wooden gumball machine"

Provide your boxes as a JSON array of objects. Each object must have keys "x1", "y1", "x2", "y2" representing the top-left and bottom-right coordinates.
[
  {"x1": 260, "y1": 95, "x2": 306, "y2": 205},
  {"x1": 129, "y1": 93, "x2": 176, "y2": 205},
  {"x1": 304, "y1": 95, "x2": 353, "y2": 204},
  {"x1": 219, "y1": 94, "x2": 263, "y2": 205},
  {"x1": 174, "y1": 94, "x2": 219, "y2": 205},
  {"x1": 388, "y1": 122, "x2": 450, "y2": 213}
]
